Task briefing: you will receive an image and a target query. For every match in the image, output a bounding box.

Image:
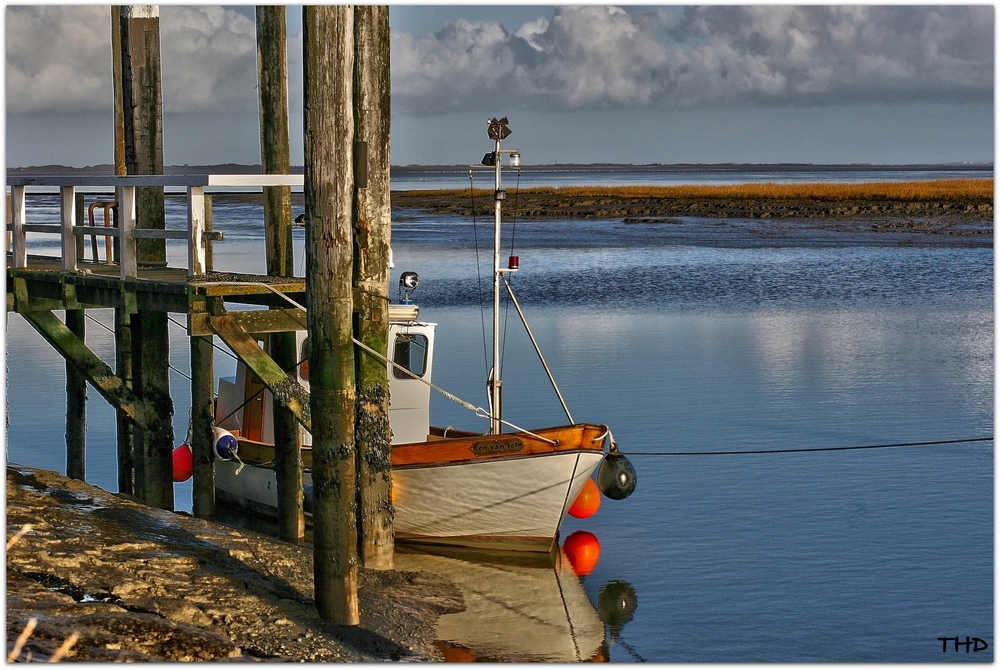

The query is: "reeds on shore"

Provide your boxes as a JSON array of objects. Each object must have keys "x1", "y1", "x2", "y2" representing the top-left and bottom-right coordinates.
[{"x1": 419, "y1": 178, "x2": 993, "y2": 202}]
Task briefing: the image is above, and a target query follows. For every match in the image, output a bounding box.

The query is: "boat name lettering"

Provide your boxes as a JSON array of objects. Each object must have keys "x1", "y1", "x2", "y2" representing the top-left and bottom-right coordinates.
[{"x1": 471, "y1": 438, "x2": 525, "y2": 456}]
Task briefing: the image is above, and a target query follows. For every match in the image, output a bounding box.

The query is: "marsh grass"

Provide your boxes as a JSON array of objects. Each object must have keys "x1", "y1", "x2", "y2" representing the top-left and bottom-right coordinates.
[{"x1": 416, "y1": 179, "x2": 993, "y2": 202}]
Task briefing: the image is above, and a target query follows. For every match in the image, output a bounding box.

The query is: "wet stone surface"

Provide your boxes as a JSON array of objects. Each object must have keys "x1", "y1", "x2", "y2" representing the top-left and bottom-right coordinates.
[{"x1": 6, "y1": 464, "x2": 464, "y2": 662}]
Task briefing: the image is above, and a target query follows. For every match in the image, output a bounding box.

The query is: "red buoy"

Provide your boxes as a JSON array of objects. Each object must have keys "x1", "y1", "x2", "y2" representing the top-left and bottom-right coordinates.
[
  {"x1": 563, "y1": 530, "x2": 601, "y2": 577},
  {"x1": 172, "y1": 443, "x2": 193, "y2": 482},
  {"x1": 568, "y1": 478, "x2": 601, "y2": 518}
]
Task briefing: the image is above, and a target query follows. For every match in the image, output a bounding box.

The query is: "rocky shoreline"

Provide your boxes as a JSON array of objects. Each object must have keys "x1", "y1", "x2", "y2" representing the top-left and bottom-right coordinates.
[
  {"x1": 6, "y1": 465, "x2": 463, "y2": 662},
  {"x1": 391, "y1": 191, "x2": 993, "y2": 246}
]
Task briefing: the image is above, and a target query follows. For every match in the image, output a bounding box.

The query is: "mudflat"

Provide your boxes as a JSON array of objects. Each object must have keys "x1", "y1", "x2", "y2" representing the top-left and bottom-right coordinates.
[
  {"x1": 6, "y1": 464, "x2": 463, "y2": 662},
  {"x1": 391, "y1": 181, "x2": 993, "y2": 247}
]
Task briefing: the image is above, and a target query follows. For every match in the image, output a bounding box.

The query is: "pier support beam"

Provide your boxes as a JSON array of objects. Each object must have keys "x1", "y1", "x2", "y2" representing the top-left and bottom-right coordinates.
[
  {"x1": 115, "y1": 307, "x2": 135, "y2": 495},
  {"x1": 190, "y1": 332, "x2": 215, "y2": 518},
  {"x1": 65, "y1": 309, "x2": 87, "y2": 481},
  {"x1": 257, "y1": 4, "x2": 304, "y2": 544},
  {"x1": 208, "y1": 316, "x2": 311, "y2": 430},
  {"x1": 19, "y1": 310, "x2": 148, "y2": 427},
  {"x1": 352, "y1": 4, "x2": 393, "y2": 570},
  {"x1": 114, "y1": 5, "x2": 169, "y2": 502},
  {"x1": 304, "y1": 4, "x2": 359, "y2": 625},
  {"x1": 132, "y1": 311, "x2": 174, "y2": 510},
  {"x1": 114, "y1": 5, "x2": 166, "y2": 265}
]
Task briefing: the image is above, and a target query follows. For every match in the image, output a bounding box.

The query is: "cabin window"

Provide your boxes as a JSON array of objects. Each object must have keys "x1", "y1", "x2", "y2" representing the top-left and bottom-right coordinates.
[
  {"x1": 393, "y1": 334, "x2": 428, "y2": 379},
  {"x1": 299, "y1": 337, "x2": 309, "y2": 381}
]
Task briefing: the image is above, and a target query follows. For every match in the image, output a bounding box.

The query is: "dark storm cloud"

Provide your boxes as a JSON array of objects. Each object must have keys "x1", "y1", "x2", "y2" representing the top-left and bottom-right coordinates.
[{"x1": 392, "y1": 5, "x2": 994, "y2": 116}]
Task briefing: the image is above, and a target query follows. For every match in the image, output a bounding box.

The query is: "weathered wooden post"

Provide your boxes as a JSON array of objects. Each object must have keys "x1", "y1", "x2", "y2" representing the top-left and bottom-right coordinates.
[
  {"x1": 115, "y1": 4, "x2": 174, "y2": 508},
  {"x1": 114, "y1": 307, "x2": 134, "y2": 496},
  {"x1": 117, "y1": 5, "x2": 166, "y2": 266},
  {"x1": 303, "y1": 4, "x2": 360, "y2": 625},
  {"x1": 257, "y1": 4, "x2": 304, "y2": 543},
  {"x1": 190, "y1": 194, "x2": 215, "y2": 518},
  {"x1": 131, "y1": 312, "x2": 174, "y2": 510},
  {"x1": 65, "y1": 309, "x2": 87, "y2": 481},
  {"x1": 111, "y1": 7, "x2": 134, "y2": 496},
  {"x1": 352, "y1": 4, "x2": 393, "y2": 570},
  {"x1": 190, "y1": 305, "x2": 215, "y2": 517}
]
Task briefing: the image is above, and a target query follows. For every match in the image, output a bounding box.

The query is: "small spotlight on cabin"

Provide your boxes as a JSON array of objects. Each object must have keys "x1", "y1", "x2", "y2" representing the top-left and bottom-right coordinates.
[
  {"x1": 482, "y1": 152, "x2": 496, "y2": 166},
  {"x1": 399, "y1": 271, "x2": 419, "y2": 304}
]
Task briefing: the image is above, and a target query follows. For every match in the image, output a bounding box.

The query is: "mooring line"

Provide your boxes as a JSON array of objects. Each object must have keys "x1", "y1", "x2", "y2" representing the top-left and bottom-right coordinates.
[
  {"x1": 627, "y1": 436, "x2": 993, "y2": 456},
  {"x1": 164, "y1": 315, "x2": 238, "y2": 361}
]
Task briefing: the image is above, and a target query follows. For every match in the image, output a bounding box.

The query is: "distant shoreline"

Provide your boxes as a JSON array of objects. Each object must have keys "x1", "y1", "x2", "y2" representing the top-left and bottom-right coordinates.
[{"x1": 6, "y1": 162, "x2": 993, "y2": 176}]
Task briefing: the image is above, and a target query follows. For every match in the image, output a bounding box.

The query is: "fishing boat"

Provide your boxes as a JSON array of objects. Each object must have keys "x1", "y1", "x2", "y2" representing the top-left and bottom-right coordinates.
[{"x1": 211, "y1": 118, "x2": 635, "y2": 552}]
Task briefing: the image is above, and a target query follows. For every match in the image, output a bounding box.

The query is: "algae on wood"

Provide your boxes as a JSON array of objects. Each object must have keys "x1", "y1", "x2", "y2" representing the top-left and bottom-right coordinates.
[
  {"x1": 303, "y1": 4, "x2": 360, "y2": 625},
  {"x1": 257, "y1": 4, "x2": 304, "y2": 544},
  {"x1": 352, "y1": 4, "x2": 394, "y2": 570}
]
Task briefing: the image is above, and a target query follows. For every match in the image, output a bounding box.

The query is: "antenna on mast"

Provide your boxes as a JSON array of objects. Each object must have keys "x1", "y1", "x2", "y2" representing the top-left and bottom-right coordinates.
[{"x1": 487, "y1": 117, "x2": 512, "y2": 434}]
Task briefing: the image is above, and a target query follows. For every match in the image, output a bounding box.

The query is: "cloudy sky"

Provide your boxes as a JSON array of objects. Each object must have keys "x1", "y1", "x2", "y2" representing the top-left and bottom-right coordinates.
[{"x1": 5, "y1": 4, "x2": 994, "y2": 167}]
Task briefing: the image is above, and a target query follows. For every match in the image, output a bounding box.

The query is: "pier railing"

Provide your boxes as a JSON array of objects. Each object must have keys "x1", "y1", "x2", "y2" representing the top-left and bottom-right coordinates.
[{"x1": 7, "y1": 174, "x2": 303, "y2": 280}]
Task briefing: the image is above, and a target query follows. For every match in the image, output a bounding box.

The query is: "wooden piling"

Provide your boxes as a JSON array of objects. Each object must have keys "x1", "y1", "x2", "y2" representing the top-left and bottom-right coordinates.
[
  {"x1": 303, "y1": 4, "x2": 359, "y2": 625},
  {"x1": 257, "y1": 6, "x2": 295, "y2": 279},
  {"x1": 116, "y1": 5, "x2": 166, "y2": 265},
  {"x1": 131, "y1": 311, "x2": 174, "y2": 510},
  {"x1": 190, "y1": 331, "x2": 215, "y2": 518},
  {"x1": 352, "y1": 4, "x2": 393, "y2": 570},
  {"x1": 115, "y1": 306, "x2": 134, "y2": 496},
  {"x1": 115, "y1": 5, "x2": 172, "y2": 506},
  {"x1": 257, "y1": 4, "x2": 304, "y2": 544},
  {"x1": 111, "y1": 7, "x2": 126, "y2": 178},
  {"x1": 65, "y1": 309, "x2": 87, "y2": 481},
  {"x1": 112, "y1": 8, "x2": 134, "y2": 496}
]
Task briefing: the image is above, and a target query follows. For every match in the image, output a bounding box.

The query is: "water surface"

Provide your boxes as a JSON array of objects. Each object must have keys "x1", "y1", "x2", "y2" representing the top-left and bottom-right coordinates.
[{"x1": 5, "y1": 188, "x2": 992, "y2": 662}]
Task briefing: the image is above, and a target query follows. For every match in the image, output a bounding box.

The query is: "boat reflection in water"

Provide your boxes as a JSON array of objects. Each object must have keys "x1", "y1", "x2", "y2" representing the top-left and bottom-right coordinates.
[
  {"x1": 212, "y1": 507, "x2": 637, "y2": 661},
  {"x1": 395, "y1": 541, "x2": 637, "y2": 662}
]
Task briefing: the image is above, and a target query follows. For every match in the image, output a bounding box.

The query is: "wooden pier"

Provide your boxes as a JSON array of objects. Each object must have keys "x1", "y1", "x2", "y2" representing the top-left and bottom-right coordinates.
[
  {"x1": 9, "y1": 3, "x2": 391, "y2": 626},
  {"x1": 7, "y1": 173, "x2": 310, "y2": 518}
]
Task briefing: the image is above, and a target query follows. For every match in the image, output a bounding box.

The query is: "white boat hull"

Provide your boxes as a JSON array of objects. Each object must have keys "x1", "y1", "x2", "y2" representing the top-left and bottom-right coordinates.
[{"x1": 215, "y1": 449, "x2": 603, "y2": 552}]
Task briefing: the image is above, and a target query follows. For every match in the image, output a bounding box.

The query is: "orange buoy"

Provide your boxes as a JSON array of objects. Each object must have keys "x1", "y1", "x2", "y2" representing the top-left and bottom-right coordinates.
[
  {"x1": 563, "y1": 530, "x2": 601, "y2": 576},
  {"x1": 172, "y1": 443, "x2": 193, "y2": 482},
  {"x1": 568, "y1": 478, "x2": 601, "y2": 518}
]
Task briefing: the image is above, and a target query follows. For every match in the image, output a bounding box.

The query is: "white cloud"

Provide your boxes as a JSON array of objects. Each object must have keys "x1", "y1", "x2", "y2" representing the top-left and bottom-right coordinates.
[
  {"x1": 6, "y1": 6, "x2": 113, "y2": 114},
  {"x1": 6, "y1": 5, "x2": 993, "y2": 121},
  {"x1": 159, "y1": 6, "x2": 257, "y2": 113},
  {"x1": 6, "y1": 5, "x2": 258, "y2": 116},
  {"x1": 392, "y1": 5, "x2": 994, "y2": 116}
]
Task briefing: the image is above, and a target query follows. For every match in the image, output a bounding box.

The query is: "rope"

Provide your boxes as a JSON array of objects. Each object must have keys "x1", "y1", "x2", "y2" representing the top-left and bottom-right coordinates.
[
  {"x1": 499, "y1": 171, "x2": 519, "y2": 376},
  {"x1": 351, "y1": 336, "x2": 558, "y2": 445},
  {"x1": 625, "y1": 436, "x2": 993, "y2": 456},
  {"x1": 213, "y1": 354, "x2": 308, "y2": 427},
  {"x1": 165, "y1": 315, "x2": 238, "y2": 360},
  {"x1": 84, "y1": 311, "x2": 191, "y2": 379},
  {"x1": 469, "y1": 170, "x2": 490, "y2": 379}
]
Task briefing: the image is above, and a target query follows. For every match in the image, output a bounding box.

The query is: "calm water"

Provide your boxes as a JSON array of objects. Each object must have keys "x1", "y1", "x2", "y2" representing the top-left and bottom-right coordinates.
[
  {"x1": 392, "y1": 163, "x2": 993, "y2": 190},
  {"x1": 5, "y1": 174, "x2": 993, "y2": 662}
]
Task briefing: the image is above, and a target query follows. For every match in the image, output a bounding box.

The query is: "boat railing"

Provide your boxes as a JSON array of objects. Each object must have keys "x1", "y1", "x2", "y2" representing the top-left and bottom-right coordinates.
[{"x1": 7, "y1": 174, "x2": 303, "y2": 279}]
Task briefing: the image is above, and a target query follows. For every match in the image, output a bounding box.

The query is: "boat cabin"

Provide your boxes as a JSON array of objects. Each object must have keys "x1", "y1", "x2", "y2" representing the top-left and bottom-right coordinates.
[{"x1": 215, "y1": 306, "x2": 436, "y2": 446}]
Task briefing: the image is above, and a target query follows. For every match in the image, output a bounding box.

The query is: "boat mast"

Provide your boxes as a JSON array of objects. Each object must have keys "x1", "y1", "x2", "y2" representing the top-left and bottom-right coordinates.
[
  {"x1": 490, "y1": 127, "x2": 503, "y2": 434},
  {"x1": 485, "y1": 117, "x2": 513, "y2": 435}
]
